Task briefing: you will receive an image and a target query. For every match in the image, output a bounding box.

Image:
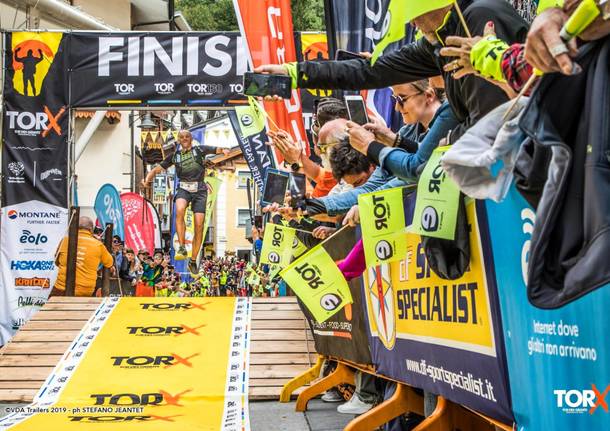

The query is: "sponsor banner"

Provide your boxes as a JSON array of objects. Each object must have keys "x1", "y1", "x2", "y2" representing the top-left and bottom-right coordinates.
[
  {"x1": 485, "y1": 185, "x2": 610, "y2": 429},
  {"x1": 0, "y1": 201, "x2": 69, "y2": 344},
  {"x1": 94, "y1": 184, "x2": 125, "y2": 240},
  {"x1": 232, "y1": 0, "x2": 308, "y2": 163},
  {"x1": 363, "y1": 196, "x2": 513, "y2": 423},
  {"x1": 0, "y1": 297, "x2": 252, "y2": 431},
  {"x1": 228, "y1": 104, "x2": 274, "y2": 193},
  {"x1": 1, "y1": 32, "x2": 69, "y2": 208},
  {"x1": 260, "y1": 223, "x2": 296, "y2": 267},
  {"x1": 411, "y1": 147, "x2": 461, "y2": 240},
  {"x1": 359, "y1": 187, "x2": 409, "y2": 267},
  {"x1": 120, "y1": 193, "x2": 156, "y2": 254},
  {"x1": 152, "y1": 175, "x2": 168, "y2": 205},
  {"x1": 281, "y1": 228, "x2": 354, "y2": 323},
  {"x1": 296, "y1": 226, "x2": 372, "y2": 365},
  {"x1": 68, "y1": 32, "x2": 247, "y2": 108}
]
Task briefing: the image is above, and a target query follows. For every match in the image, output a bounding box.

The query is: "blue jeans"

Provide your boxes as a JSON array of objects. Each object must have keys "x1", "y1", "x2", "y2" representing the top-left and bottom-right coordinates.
[{"x1": 321, "y1": 167, "x2": 406, "y2": 216}]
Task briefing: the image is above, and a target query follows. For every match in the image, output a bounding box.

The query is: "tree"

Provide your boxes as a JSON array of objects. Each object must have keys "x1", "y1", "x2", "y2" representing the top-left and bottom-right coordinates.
[{"x1": 176, "y1": 0, "x2": 325, "y2": 32}]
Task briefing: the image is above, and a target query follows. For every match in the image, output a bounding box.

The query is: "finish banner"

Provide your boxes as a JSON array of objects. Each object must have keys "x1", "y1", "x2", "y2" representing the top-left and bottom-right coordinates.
[
  {"x1": 0, "y1": 297, "x2": 252, "y2": 431},
  {"x1": 0, "y1": 32, "x2": 70, "y2": 343},
  {"x1": 228, "y1": 103, "x2": 274, "y2": 193},
  {"x1": 232, "y1": 0, "x2": 308, "y2": 163},
  {"x1": 486, "y1": 185, "x2": 610, "y2": 430},
  {"x1": 363, "y1": 196, "x2": 513, "y2": 423},
  {"x1": 69, "y1": 32, "x2": 247, "y2": 108}
]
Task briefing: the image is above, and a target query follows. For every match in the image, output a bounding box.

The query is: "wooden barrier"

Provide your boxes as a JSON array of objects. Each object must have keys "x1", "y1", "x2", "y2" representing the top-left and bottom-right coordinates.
[{"x1": 0, "y1": 296, "x2": 314, "y2": 402}]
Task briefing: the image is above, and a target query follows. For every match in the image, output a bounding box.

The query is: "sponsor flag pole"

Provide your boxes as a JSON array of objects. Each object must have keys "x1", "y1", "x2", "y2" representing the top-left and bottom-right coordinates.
[{"x1": 65, "y1": 207, "x2": 80, "y2": 296}]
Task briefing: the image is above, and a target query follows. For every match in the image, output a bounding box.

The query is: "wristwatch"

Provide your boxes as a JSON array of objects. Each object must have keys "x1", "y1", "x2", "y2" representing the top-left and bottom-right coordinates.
[{"x1": 290, "y1": 162, "x2": 301, "y2": 172}]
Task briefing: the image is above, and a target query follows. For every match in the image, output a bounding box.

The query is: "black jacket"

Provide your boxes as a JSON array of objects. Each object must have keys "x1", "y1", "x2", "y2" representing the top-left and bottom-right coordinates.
[
  {"x1": 518, "y1": 36, "x2": 610, "y2": 308},
  {"x1": 297, "y1": 0, "x2": 528, "y2": 143}
]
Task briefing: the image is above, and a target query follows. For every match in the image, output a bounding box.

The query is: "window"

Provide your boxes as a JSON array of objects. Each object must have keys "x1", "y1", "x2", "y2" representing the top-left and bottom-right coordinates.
[
  {"x1": 237, "y1": 171, "x2": 252, "y2": 189},
  {"x1": 237, "y1": 209, "x2": 251, "y2": 228}
]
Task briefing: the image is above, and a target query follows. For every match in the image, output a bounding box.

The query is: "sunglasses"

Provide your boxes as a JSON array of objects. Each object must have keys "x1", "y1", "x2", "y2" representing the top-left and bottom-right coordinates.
[{"x1": 391, "y1": 92, "x2": 422, "y2": 107}]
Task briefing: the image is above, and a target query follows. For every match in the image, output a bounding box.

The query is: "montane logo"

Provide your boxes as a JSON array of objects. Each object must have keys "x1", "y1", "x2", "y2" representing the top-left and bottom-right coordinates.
[{"x1": 40, "y1": 168, "x2": 63, "y2": 181}]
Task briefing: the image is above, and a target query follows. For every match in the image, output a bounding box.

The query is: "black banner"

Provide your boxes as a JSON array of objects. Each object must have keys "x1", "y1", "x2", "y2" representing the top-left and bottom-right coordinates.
[
  {"x1": 298, "y1": 226, "x2": 373, "y2": 365},
  {"x1": 1, "y1": 32, "x2": 69, "y2": 208},
  {"x1": 69, "y1": 32, "x2": 246, "y2": 108}
]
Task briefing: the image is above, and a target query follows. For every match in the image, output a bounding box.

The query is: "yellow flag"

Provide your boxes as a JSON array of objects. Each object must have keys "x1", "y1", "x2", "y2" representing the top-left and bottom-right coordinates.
[
  {"x1": 140, "y1": 131, "x2": 149, "y2": 144},
  {"x1": 149, "y1": 131, "x2": 159, "y2": 142},
  {"x1": 372, "y1": 0, "x2": 454, "y2": 63},
  {"x1": 280, "y1": 244, "x2": 352, "y2": 323},
  {"x1": 160, "y1": 130, "x2": 169, "y2": 143},
  {"x1": 172, "y1": 130, "x2": 180, "y2": 141},
  {"x1": 260, "y1": 223, "x2": 296, "y2": 267}
]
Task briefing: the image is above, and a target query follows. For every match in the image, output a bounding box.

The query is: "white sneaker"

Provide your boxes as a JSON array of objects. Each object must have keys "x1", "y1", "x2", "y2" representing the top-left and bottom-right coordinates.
[
  {"x1": 321, "y1": 389, "x2": 344, "y2": 403},
  {"x1": 337, "y1": 394, "x2": 374, "y2": 415}
]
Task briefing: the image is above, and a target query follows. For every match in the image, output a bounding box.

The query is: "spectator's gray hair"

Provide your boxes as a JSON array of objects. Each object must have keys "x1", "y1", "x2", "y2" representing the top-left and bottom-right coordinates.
[{"x1": 79, "y1": 216, "x2": 94, "y2": 232}]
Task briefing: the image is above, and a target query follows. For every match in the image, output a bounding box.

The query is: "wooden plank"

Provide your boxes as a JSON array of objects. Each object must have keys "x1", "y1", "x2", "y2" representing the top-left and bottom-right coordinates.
[
  {"x1": 250, "y1": 330, "x2": 309, "y2": 341},
  {"x1": 9, "y1": 331, "x2": 79, "y2": 342},
  {"x1": 251, "y1": 310, "x2": 304, "y2": 320},
  {"x1": 30, "y1": 311, "x2": 92, "y2": 320},
  {"x1": 0, "y1": 342, "x2": 70, "y2": 355},
  {"x1": 250, "y1": 340, "x2": 314, "y2": 354},
  {"x1": 249, "y1": 386, "x2": 305, "y2": 399},
  {"x1": 19, "y1": 321, "x2": 85, "y2": 331},
  {"x1": 39, "y1": 303, "x2": 99, "y2": 311},
  {"x1": 0, "y1": 355, "x2": 63, "y2": 367},
  {"x1": 249, "y1": 353, "x2": 316, "y2": 365},
  {"x1": 251, "y1": 303, "x2": 302, "y2": 311},
  {"x1": 0, "y1": 389, "x2": 37, "y2": 402},
  {"x1": 0, "y1": 367, "x2": 53, "y2": 381},
  {"x1": 0, "y1": 382, "x2": 44, "y2": 389},
  {"x1": 46, "y1": 297, "x2": 103, "y2": 304},
  {"x1": 251, "y1": 320, "x2": 306, "y2": 330},
  {"x1": 250, "y1": 364, "x2": 310, "y2": 379}
]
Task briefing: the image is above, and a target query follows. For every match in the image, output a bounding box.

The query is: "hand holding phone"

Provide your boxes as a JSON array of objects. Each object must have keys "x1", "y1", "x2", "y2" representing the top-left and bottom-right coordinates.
[
  {"x1": 243, "y1": 72, "x2": 292, "y2": 99},
  {"x1": 344, "y1": 95, "x2": 370, "y2": 126}
]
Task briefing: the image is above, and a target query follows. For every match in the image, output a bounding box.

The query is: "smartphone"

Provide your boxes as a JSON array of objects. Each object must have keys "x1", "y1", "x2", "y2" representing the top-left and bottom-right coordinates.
[
  {"x1": 288, "y1": 173, "x2": 307, "y2": 210},
  {"x1": 254, "y1": 215, "x2": 263, "y2": 230},
  {"x1": 261, "y1": 168, "x2": 290, "y2": 205},
  {"x1": 335, "y1": 49, "x2": 363, "y2": 61},
  {"x1": 243, "y1": 72, "x2": 292, "y2": 99},
  {"x1": 344, "y1": 95, "x2": 369, "y2": 126}
]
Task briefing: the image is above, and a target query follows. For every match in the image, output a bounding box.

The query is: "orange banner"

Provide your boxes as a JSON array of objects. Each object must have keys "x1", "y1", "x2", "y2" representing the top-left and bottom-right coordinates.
[{"x1": 233, "y1": 0, "x2": 309, "y2": 163}]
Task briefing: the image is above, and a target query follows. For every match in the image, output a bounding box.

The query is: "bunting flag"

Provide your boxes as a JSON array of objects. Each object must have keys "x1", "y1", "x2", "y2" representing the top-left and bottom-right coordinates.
[
  {"x1": 411, "y1": 146, "x2": 461, "y2": 240},
  {"x1": 172, "y1": 131, "x2": 180, "y2": 141},
  {"x1": 140, "y1": 131, "x2": 149, "y2": 143},
  {"x1": 260, "y1": 223, "x2": 297, "y2": 267},
  {"x1": 160, "y1": 130, "x2": 169, "y2": 143},
  {"x1": 149, "y1": 131, "x2": 159, "y2": 142},
  {"x1": 358, "y1": 187, "x2": 409, "y2": 267},
  {"x1": 280, "y1": 239, "x2": 352, "y2": 323},
  {"x1": 372, "y1": 0, "x2": 454, "y2": 63}
]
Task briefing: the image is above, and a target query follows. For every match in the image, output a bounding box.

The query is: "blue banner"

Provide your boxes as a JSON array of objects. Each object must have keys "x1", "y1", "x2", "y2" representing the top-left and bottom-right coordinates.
[
  {"x1": 93, "y1": 183, "x2": 125, "y2": 240},
  {"x1": 486, "y1": 185, "x2": 610, "y2": 429}
]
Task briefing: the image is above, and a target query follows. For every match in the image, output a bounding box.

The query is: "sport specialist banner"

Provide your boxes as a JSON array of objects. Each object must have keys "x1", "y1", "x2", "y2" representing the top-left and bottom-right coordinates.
[
  {"x1": 232, "y1": 0, "x2": 309, "y2": 164},
  {"x1": 0, "y1": 32, "x2": 70, "y2": 344},
  {"x1": 94, "y1": 184, "x2": 125, "y2": 240},
  {"x1": 362, "y1": 195, "x2": 513, "y2": 423},
  {"x1": 485, "y1": 185, "x2": 610, "y2": 430},
  {"x1": 68, "y1": 32, "x2": 247, "y2": 108},
  {"x1": 0, "y1": 297, "x2": 252, "y2": 431}
]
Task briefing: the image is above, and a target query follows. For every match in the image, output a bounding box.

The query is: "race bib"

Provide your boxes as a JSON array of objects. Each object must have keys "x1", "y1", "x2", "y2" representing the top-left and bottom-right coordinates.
[{"x1": 180, "y1": 181, "x2": 199, "y2": 193}]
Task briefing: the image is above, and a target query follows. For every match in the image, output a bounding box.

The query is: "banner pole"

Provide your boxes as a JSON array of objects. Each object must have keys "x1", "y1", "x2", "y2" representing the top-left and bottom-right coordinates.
[
  {"x1": 65, "y1": 206, "x2": 80, "y2": 296},
  {"x1": 101, "y1": 222, "x2": 113, "y2": 297}
]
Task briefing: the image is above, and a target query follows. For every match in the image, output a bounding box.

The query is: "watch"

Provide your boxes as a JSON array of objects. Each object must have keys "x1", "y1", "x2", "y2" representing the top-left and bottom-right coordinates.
[{"x1": 290, "y1": 162, "x2": 301, "y2": 172}]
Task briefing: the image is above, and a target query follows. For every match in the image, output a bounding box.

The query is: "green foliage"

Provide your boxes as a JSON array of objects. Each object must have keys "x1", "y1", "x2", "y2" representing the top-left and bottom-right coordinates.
[{"x1": 176, "y1": 0, "x2": 325, "y2": 32}]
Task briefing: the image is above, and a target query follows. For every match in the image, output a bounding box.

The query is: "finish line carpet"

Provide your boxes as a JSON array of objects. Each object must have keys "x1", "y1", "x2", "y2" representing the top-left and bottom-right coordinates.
[{"x1": 0, "y1": 297, "x2": 252, "y2": 431}]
